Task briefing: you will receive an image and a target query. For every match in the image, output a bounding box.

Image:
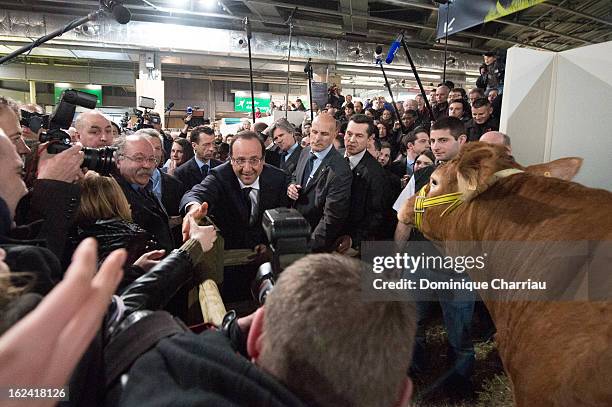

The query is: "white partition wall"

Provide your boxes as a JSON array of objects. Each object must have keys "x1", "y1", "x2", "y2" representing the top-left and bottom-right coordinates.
[{"x1": 500, "y1": 42, "x2": 612, "y2": 191}]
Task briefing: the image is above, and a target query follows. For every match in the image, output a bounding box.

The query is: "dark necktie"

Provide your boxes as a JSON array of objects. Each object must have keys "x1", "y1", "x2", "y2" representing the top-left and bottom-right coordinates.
[
  {"x1": 242, "y1": 187, "x2": 253, "y2": 223},
  {"x1": 200, "y1": 164, "x2": 209, "y2": 178},
  {"x1": 301, "y1": 153, "x2": 317, "y2": 186},
  {"x1": 280, "y1": 151, "x2": 288, "y2": 165}
]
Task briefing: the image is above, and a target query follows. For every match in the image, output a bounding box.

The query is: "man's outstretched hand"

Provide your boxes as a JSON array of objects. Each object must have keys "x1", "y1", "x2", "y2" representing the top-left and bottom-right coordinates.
[{"x1": 182, "y1": 202, "x2": 209, "y2": 242}]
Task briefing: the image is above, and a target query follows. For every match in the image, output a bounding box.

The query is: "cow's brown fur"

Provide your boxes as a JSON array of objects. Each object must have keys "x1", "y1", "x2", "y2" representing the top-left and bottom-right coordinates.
[{"x1": 397, "y1": 143, "x2": 612, "y2": 406}]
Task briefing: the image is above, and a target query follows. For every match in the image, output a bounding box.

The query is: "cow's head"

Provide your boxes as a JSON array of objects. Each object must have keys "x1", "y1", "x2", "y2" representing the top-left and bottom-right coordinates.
[{"x1": 397, "y1": 142, "x2": 583, "y2": 239}]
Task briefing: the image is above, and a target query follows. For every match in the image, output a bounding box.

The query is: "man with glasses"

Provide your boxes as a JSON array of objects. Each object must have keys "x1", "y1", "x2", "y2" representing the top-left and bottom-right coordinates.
[
  {"x1": 181, "y1": 131, "x2": 289, "y2": 301},
  {"x1": 114, "y1": 134, "x2": 174, "y2": 251}
]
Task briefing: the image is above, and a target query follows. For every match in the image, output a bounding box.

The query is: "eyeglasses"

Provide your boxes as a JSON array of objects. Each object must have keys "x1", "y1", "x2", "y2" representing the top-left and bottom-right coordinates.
[
  {"x1": 120, "y1": 154, "x2": 159, "y2": 165},
  {"x1": 231, "y1": 157, "x2": 263, "y2": 167}
]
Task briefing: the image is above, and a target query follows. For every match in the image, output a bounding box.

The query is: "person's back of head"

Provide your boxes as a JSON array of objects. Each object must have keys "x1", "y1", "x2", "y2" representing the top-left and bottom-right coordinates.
[
  {"x1": 257, "y1": 254, "x2": 416, "y2": 407},
  {"x1": 77, "y1": 172, "x2": 132, "y2": 223}
]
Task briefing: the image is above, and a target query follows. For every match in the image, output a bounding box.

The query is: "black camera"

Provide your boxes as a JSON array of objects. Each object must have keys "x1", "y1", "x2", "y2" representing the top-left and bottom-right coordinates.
[
  {"x1": 133, "y1": 109, "x2": 162, "y2": 130},
  {"x1": 39, "y1": 89, "x2": 116, "y2": 175},
  {"x1": 20, "y1": 110, "x2": 49, "y2": 133},
  {"x1": 251, "y1": 208, "x2": 311, "y2": 305}
]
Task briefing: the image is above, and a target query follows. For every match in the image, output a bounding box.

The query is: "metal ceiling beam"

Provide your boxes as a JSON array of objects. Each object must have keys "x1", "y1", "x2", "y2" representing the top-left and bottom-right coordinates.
[
  {"x1": 375, "y1": 0, "x2": 595, "y2": 44},
  {"x1": 542, "y1": 2, "x2": 612, "y2": 27},
  {"x1": 247, "y1": 0, "x2": 558, "y2": 50},
  {"x1": 0, "y1": 0, "x2": 559, "y2": 51}
]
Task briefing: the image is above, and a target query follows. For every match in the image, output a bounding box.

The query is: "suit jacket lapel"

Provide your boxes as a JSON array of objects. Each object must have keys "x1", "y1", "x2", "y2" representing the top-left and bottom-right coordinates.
[
  {"x1": 353, "y1": 154, "x2": 367, "y2": 177},
  {"x1": 295, "y1": 148, "x2": 309, "y2": 186}
]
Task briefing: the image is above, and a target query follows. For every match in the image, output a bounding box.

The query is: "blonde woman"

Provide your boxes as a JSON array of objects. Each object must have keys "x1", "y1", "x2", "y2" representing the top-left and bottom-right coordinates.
[{"x1": 66, "y1": 173, "x2": 164, "y2": 288}]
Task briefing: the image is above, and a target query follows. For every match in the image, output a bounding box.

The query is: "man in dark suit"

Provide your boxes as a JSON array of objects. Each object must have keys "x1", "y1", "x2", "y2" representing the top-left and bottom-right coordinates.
[
  {"x1": 174, "y1": 126, "x2": 222, "y2": 191},
  {"x1": 181, "y1": 131, "x2": 289, "y2": 301},
  {"x1": 338, "y1": 114, "x2": 387, "y2": 251},
  {"x1": 264, "y1": 118, "x2": 303, "y2": 176},
  {"x1": 287, "y1": 113, "x2": 352, "y2": 252},
  {"x1": 114, "y1": 134, "x2": 174, "y2": 252},
  {"x1": 137, "y1": 129, "x2": 186, "y2": 245},
  {"x1": 181, "y1": 131, "x2": 289, "y2": 250},
  {"x1": 388, "y1": 127, "x2": 431, "y2": 181}
]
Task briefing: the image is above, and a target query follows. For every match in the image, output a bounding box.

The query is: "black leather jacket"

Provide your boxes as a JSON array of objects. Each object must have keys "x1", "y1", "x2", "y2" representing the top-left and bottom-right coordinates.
[
  {"x1": 107, "y1": 239, "x2": 204, "y2": 339},
  {"x1": 65, "y1": 218, "x2": 159, "y2": 268}
]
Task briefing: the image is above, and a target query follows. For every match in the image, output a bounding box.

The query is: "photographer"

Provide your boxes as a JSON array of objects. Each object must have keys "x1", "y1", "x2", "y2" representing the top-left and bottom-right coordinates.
[
  {"x1": 1, "y1": 97, "x2": 84, "y2": 268},
  {"x1": 327, "y1": 83, "x2": 345, "y2": 109},
  {"x1": 117, "y1": 254, "x2": 416, "y2": 407}
]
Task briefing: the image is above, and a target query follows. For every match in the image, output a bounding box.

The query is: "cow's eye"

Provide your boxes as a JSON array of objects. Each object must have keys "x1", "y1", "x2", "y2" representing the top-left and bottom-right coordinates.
[{"x1": 431, "y1": 179, "x2": 438, "y2": 186}]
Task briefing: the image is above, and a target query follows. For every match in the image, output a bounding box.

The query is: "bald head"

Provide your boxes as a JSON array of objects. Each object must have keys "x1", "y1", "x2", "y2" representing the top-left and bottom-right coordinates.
[
  {"x1": 480, "y1": 131, "x2": 511, "y2": 153},
  {"x1": 310, "y1": 113, "x2": 337, "y2": 152},
  {"x1": 75, "y1": 110, "x2": 112, "y2": 148}
]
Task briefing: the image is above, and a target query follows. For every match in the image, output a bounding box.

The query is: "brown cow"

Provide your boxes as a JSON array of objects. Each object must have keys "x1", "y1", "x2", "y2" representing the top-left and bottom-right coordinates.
[{"x1": 397, "y1": 142, "x2": 612, "y2": 406}]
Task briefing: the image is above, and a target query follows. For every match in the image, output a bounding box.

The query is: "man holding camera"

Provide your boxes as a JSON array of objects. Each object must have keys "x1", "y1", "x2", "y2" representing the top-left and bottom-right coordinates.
[
  {"x1": 1, "y1": 97, "x2": 84, "y2": 267},
  {"x1": 118, "y1": 253, "x2": 417, "y2": 407}
]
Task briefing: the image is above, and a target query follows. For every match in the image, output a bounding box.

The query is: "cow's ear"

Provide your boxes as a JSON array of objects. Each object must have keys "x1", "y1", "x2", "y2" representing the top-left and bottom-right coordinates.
[
  {"x1": 456, "y1": 145, "x2": 499, "y2": 202},
  {"x1": 526, "y1": 157, "x2": 582, "y2": 181}
]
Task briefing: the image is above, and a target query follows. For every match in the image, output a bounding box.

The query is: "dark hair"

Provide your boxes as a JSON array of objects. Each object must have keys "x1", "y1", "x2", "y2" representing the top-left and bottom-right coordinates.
[
  {"x1": 344, "y1": 102, "x2": 354, "y2": 110},
  {"x1": 217, "y1": 142, "x2": 230, "y2": 155},
  {"x1": 380, "y1": 141, "x2": 392, "y2": 151},
  {"x1": 449, "y1": 98, "x2": 470, "y2": 116},
  {"x1": 253, "y1": 122, "x2": 268, "y2": 134},
  {"x1": 365, "y1": 108, "x2": 376, "y2": 116},
  {"x1": 399, "y1": 129, "x2": 424, "y2": 154},
  {"x1": 472, "y1": 98, "x2": 491, "y2": 109},
  {"x1": 431, "y1": 116, "x2": 466, "y2": 140},
  {"x1": 348, "y1": 113, "x2": 377, "y2": 138},
  {"x1": 417, "y1": 149, "x2": 436, "y2": 163},
  {"x1": 229, "y1": 130, "x2": 265, "y2": 158},
  {"x1": 469, "y1": 87, "x2": 485, "y2": 97},
  {"x1": 372, "y1": 137, "x2": 382, "y2": 152},
  {"x1": 190, "y1": 125, "x2": 215, "y2": 144},
  {"x1": 403, "y1": 109, "x2": 417, "y2": 119},
  {"x1": 173, "y1": 137, "x2": 194, "y2": 165},
  {"x1": 451, "y1": 88, "x2": 467, "y2": 99}
]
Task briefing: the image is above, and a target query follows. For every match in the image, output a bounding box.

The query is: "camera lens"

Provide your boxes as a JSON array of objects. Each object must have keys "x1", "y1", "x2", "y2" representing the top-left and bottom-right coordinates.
[{"x1": 82, "y1": 146, "x2": 117, "y2": 175}]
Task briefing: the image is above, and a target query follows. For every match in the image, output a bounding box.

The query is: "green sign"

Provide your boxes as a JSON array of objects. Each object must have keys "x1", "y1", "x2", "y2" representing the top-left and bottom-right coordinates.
[
  {"x1": 54, "y1": 84, "x2": 103, "y2": 106},
  {"x1": 234, "y1": 94, "x2": 270, "y2": 113}
]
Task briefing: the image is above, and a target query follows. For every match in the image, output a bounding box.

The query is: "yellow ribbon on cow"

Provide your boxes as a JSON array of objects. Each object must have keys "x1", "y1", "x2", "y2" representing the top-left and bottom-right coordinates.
[
  {"x1": 413, "y1": 168, "x2": 525, "y2": 231},
  {"x1": 413, "y1": 185, "x2": 463, "y2": 231}
]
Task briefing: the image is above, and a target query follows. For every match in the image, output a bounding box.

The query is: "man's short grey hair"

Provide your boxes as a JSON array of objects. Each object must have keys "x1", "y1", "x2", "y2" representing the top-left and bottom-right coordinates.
[
  {"x1": 268, "y1": 118, "x2": 296, "y2": 139},
  {"x1": 135, "y1": 128, "x2": 164, "y2": 152},
  {"x1": 0, "y1": 96, "x2": 20, "y2": 119},
  {"x1": 113, "y1": 134, "x2": 150, "y2": 158}
]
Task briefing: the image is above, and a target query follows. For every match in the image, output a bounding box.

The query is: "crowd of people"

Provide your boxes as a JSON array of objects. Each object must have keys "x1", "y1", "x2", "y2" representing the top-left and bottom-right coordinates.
[{"x1": 0, "y1": 50, "x2": 509, "y2": 405}]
